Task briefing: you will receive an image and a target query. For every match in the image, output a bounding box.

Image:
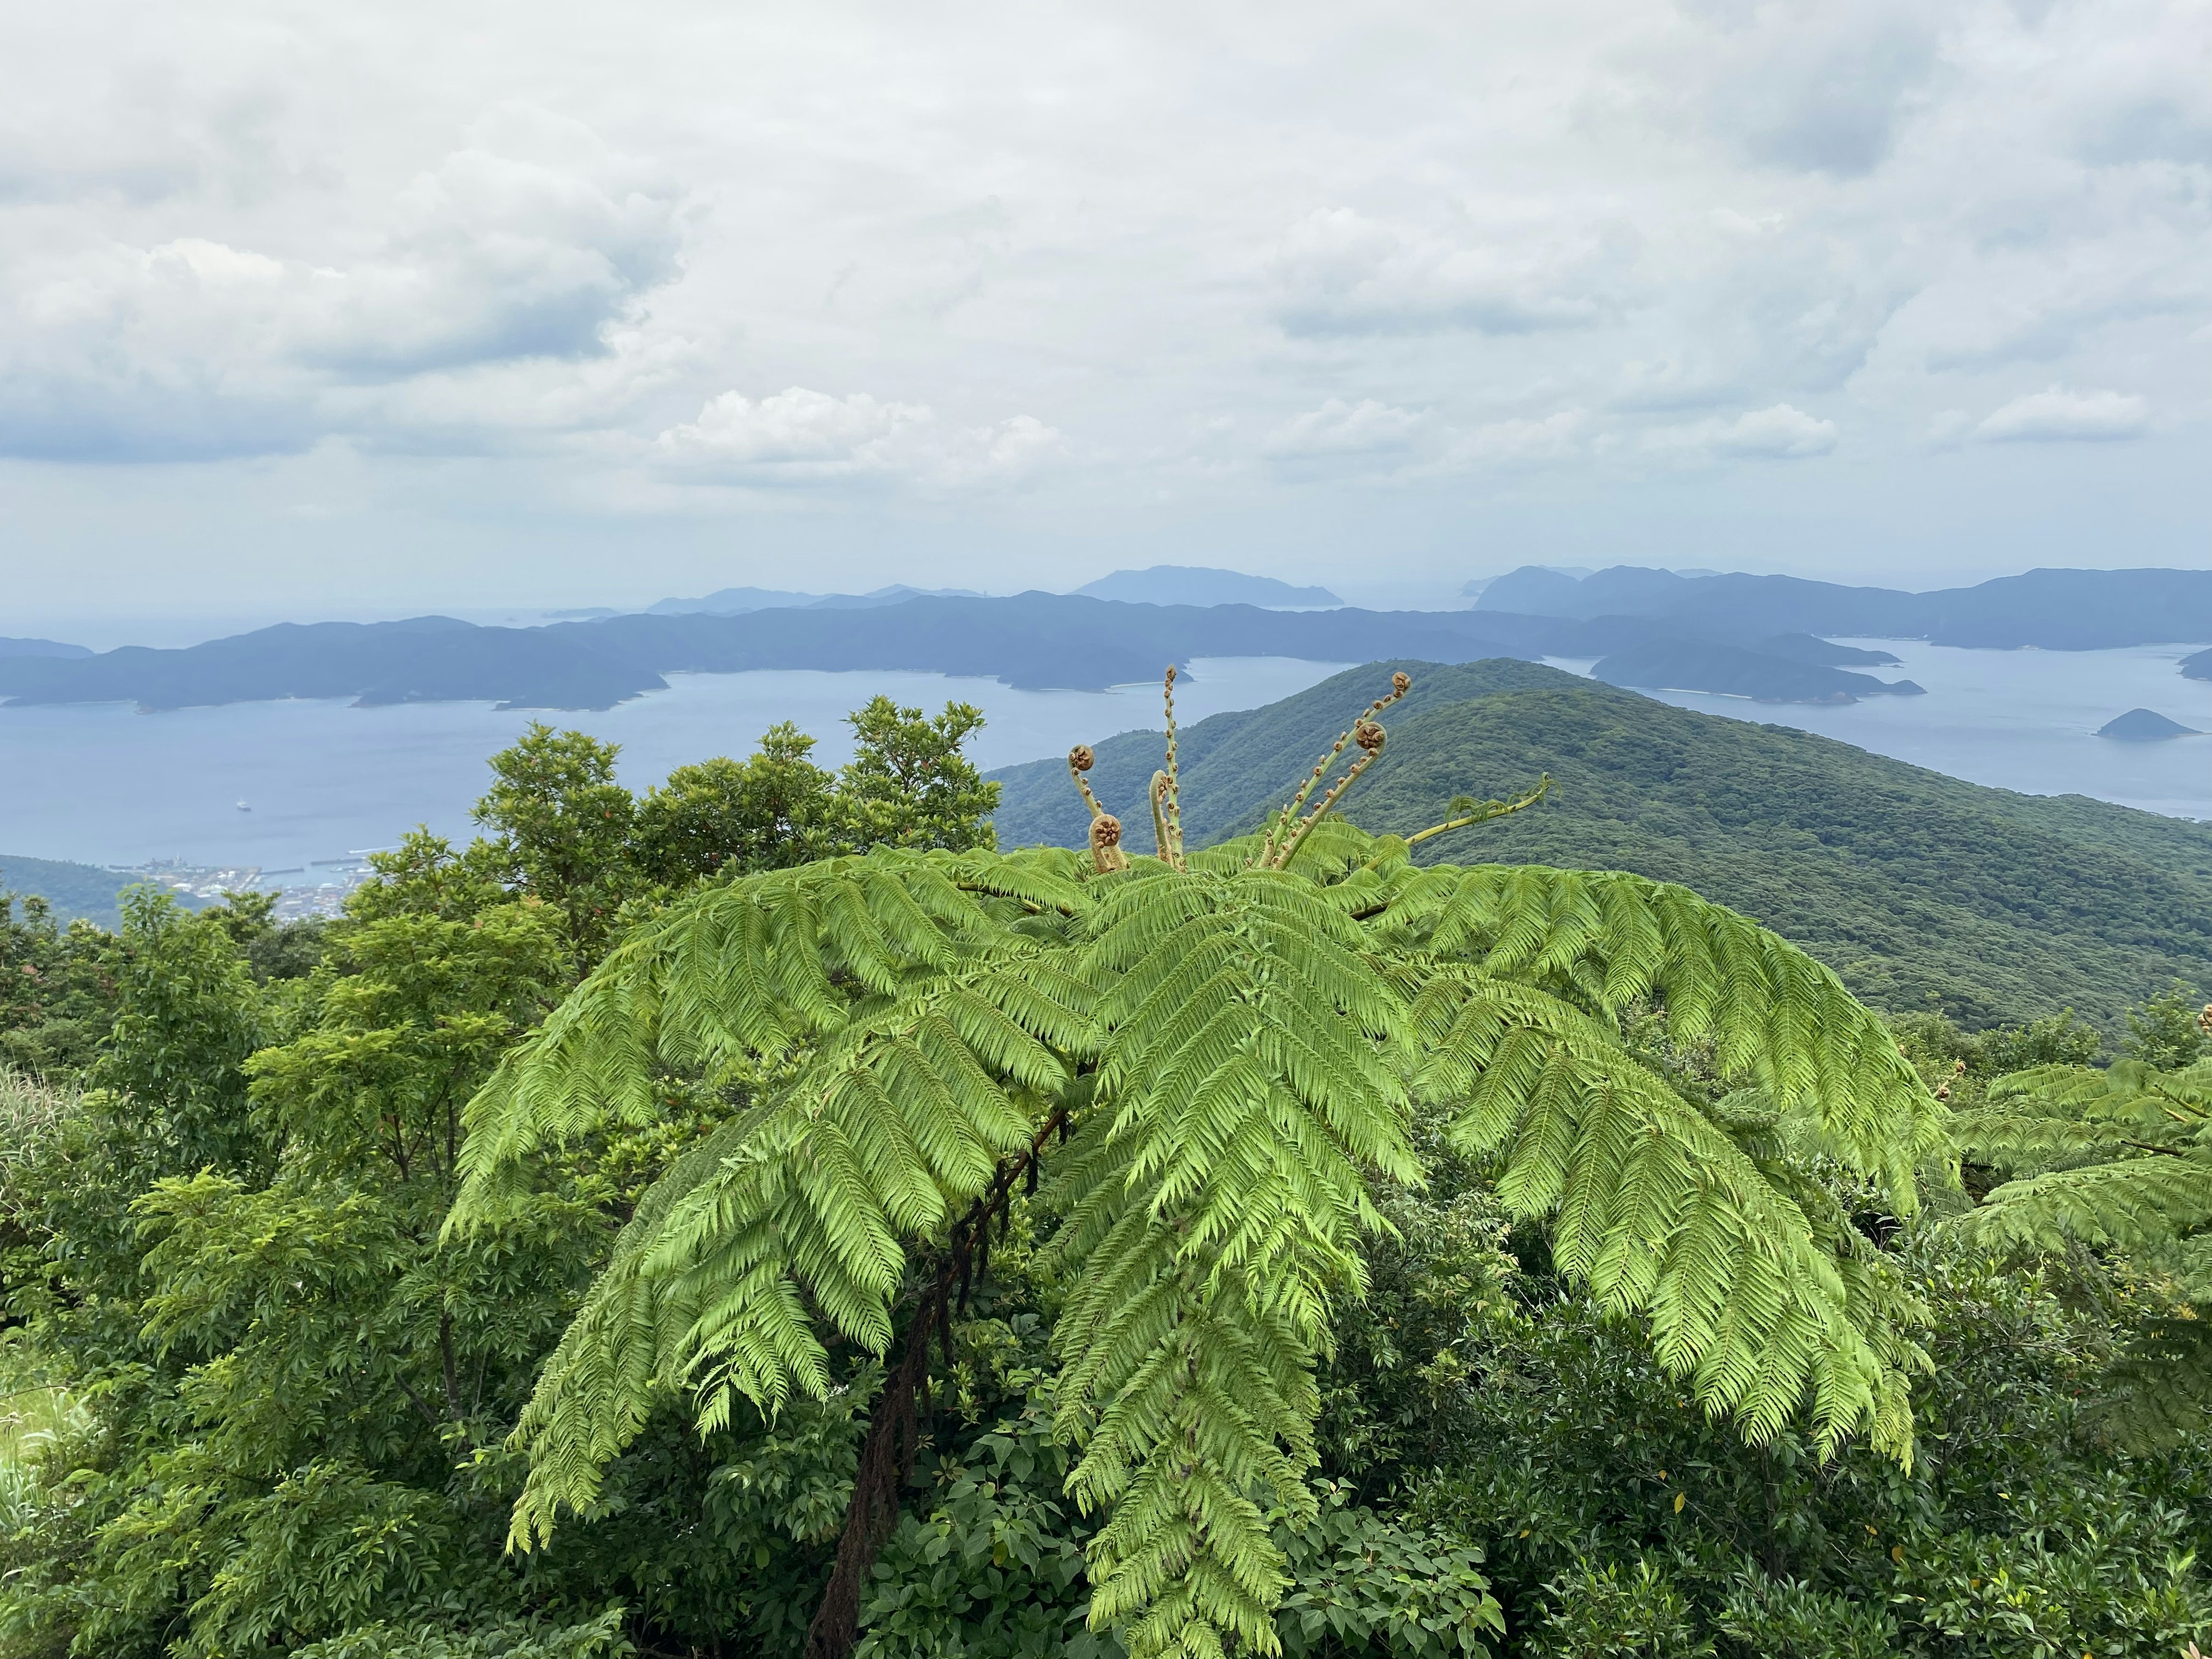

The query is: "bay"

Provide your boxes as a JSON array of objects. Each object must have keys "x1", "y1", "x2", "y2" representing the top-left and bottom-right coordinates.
[
  {"x1": 0, "y1": 658, "x2": 1347, "y2": 878},
  {"x1": 1547, "y1": 641, "x2": 2212, "y2": 820},
  {"x1": 8, "y1": 640, "x2": 2212, "y2": 883}
]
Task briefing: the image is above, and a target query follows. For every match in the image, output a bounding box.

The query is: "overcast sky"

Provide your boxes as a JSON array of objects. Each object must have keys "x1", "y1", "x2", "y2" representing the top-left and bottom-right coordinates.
[{"x1": 3, "y1": 0, "x2": 2209, "y2": 642}]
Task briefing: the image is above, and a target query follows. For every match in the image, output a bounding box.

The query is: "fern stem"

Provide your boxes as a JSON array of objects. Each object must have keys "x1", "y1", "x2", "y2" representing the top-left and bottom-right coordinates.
[
  {"x1": 1161, "y1": 666, "x2": 1187, "y2": 869},
  {"x1": 804, "y1": 1100, "x2": 1075, "y2": 1659},
  {"x1": 1402, "y1": 776, "x2": 1551, "y2": 846}
]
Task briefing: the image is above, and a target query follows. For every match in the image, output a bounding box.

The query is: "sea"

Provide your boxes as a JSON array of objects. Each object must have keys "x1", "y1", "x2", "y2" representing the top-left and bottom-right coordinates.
[
  {"x1": 3, "y1": 641, "x2": 2210, "y2": 881},
  {"x1": 0, "y1": 658, "x2": 1349, "y2": 877}
]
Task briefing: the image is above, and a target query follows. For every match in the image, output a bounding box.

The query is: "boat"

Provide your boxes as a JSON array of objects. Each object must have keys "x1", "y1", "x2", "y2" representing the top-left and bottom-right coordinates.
[{"x1": 236, "y1": 800, "x2": 251, "y2": 812}]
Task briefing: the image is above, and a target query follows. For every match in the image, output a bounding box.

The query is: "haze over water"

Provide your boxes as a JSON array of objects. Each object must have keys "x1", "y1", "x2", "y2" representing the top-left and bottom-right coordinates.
[
  {"x1": 0, "y1": 658, "x2": 1347, "y2": 876},
  {"x1": 1549, "y1": 642, "x2": 2212, "y2": 822},
  {"x1": 5, "y1": 643, "x2": 2211, "y2": 878}
]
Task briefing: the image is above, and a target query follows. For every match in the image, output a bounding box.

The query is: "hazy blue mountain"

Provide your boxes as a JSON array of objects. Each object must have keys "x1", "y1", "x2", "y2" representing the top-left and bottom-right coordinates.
[
  {"x1": 989, "y1": 658, "x2": 2212, "y2": 1027},
  {"x1": 1756, "y1": 632, "x2": 1901, "y2": 666},
  {"x1": 1074, "y1": 566, "x2": 1343, "y2": 608},
  {"x1": 646, "y1": 586, "x2": 824, "y2": 615},
  {"x1": 646, "y1": 583, "x2": 985, "y2": 616},
  {"x1": 0, "y1": 616, "x2": 658, "y2": 711},
  {"x1": 0, "y1": 637, "x2": 91, "y2": 658},
  {"x1": 804, "y1": 585, "x2": 987, "y2": 609},
  {"x1": 1477, "y1": 563, "x2": 2212, "y2": 649},
  {"x1": 2097, "y1": 708, "x2": 2200, "y2": 741},
  {"x1": 1591, "y1": 641, "x2": 1923, "y2": 703},
  {"x1": 0, "y1": 595, "x2": 1538, "y2": 709}
]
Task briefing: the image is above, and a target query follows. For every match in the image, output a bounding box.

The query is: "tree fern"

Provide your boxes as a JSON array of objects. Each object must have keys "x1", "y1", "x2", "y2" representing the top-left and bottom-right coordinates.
[
  {"x1": 449, "y1": 671, "x2": 1941, "y2": 1659},
  {"x1": 1956, "y1": 1054, "x2": 2212, "y2": 1442}
]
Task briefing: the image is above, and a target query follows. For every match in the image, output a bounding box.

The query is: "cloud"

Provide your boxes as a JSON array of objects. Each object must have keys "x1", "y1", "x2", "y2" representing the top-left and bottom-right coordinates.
[
  {"x1": 651, "y1": 388, "x2": 1062, "y2": 488},
  {"x1": 1972, "y1": 385, "x2": 2152, "y2": 442},
  {"x1": 0, "y1": 109, "x2": 685, "y2": 461},
  {"x1": 1262, "y1": 398, "x2": 1426, "y2": 459},
  {"x1": 1648, "y1": 404, "x2": 1840, "y2": 461},
  {"x1": 1715, "y1": 404, "x2": 1839, "y2": 458},
  {"x1": 1442, "y1": 412, "x2": 1588, "y2": 468},
  {"x1": 1713, "y1": 13, "x2": 1938, "y2": 176},
  {"x1": 1271, "y1": 208, "x2": 1631, "y2": 339}
]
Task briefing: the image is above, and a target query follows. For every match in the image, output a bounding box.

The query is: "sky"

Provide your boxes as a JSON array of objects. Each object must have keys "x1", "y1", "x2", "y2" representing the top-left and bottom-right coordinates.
[{"x1": 2, "y1": 0, "x2": 2209, "y2": 645}]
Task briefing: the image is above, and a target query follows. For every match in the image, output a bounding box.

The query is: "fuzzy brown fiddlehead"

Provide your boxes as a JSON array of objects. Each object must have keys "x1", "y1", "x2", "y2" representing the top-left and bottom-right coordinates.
[
  {"x1": 1090, "y1": 812, "x2": 1129, "y2": 873},
  {"x1": 1066, "y1": 744, "x2": 1129, "y2": 872}
]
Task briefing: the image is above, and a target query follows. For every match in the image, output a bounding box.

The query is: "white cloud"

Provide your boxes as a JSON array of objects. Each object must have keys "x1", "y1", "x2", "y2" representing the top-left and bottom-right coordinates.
[
  {"x1": 1973, "y1": 385, "x2": 2152, "y2": 442},
  {"x1": 1645, "y1": 403, "x2": 1840, "y2": 461},
  {"x1": 0, "y1": 0, "x2": 2209, "y2": 619},
  {"x1": 1714, "y1": 403, "x2": 1841, "y2": 458},
  {"x1": 0, "y1": 108, "x2": 685, "y2": 460},
  {"x1": 1262, "y1": 398, "x2": 1427, "y2": 458},
  {"x1": 1440, "y1": 411, "x2": 1587, "y2": 468},
  {"x1": 1271, "y1": 208, "x2": 1633, "y2": 338},
  {"x1": 652, "y1": 388, "x2": 1061, "y2": 488}
]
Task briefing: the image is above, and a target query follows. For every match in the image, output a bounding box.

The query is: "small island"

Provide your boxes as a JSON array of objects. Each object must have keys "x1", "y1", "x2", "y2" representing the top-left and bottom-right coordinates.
[
  {"x1": 1592, "y1": 640, "x2": 1926, "y2": 704},
  {"x1": 2096, "y1": 707, "x2": 2202, "y2": 741}
]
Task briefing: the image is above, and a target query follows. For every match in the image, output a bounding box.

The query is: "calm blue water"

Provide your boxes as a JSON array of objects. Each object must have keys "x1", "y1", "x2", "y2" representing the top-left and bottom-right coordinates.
[
  {"x1": 6, "y1": 643, "x2": 2212, "y2": 878},
  {"x1": 0, "y1": 659, "x2": 1348, "y2": 877},
  {"x1": 1547, "y1": 641, "x2": 2212, "y2": 821}
]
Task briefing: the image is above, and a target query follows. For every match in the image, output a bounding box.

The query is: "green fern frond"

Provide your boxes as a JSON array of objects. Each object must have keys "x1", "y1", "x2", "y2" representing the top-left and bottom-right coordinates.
[
  {"x1": 1407, "y1": 964, "x2": 1923, "y2": 1461},
  {"x1": 472, "y1": 809, "x2": 1940, "y2": 1656},
  {"x1": 1373, "y1": 864, "x2": 1942, "y2": 1202}
]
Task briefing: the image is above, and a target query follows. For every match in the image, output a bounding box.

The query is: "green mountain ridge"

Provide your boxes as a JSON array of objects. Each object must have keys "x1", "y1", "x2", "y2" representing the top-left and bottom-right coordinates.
[
  {"x1": 0, "y1": 853, "x2": 158, "y2": 930},
  {"x1": 990, "y1": 658, "x2": 2212, "y2": 1028}
]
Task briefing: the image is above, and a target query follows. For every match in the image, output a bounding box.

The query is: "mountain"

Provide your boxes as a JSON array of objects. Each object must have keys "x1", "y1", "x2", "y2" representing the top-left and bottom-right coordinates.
[
  {"x1": 646, "y1": 584, "x2": 985, "y2": 616},
  {"x1": 0, "y1": 616, "x2": 657, "y2": 711},
  {"x1": 1590, "y1": 641, "x2": 1923, "y2": 703},
  {"x1": 0, "y1": 854, "x2": 187, "y2": 929},
  {"x1": 989, "y1": 658, "x2": 2212, "y2": 1027},
  {"x1": 1074, "y1": 566, "x2": 1343, "y2": 609},
  {"x1": 1757, "y1": 632, "x2": 1900, "y2": 667},
  {"x1": 2097, "y1": 708, "x2": 2200, "y2": 741},
  {"x1": 0, "y1": 596, "x2": 1539, "y2": 710},
  {"x1": 1478, "y1": 564, "x2": 2212, "y2": 650},
  {"x1": 0, "y1": 637, "x2": 91, "y2": 659}
]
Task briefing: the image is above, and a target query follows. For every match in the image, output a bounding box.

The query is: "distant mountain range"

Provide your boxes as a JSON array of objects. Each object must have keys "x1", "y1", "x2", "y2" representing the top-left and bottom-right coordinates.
[
  {"x1": 0, "y1": 637, "x2": 90, "y2": 659},
  {"x1": 645, "y1": 584, "x2": 986, "y2": 616},
  {"x1": 6, "y1": 563, "x2": 2210, "y2": 714},
  {"x1": 0, "y1": 596, "x2": 1520, "y2": 710},
  {"x1": 1072, "y1": 566, "x2": 1342, "y2": 608},
  {"x1": 988, "y1": 658, "x2": 2212, "y2": 1028},
  {"x1": 1480, "y1": 563, "x2": 2212, "y2": 649},
  {"x1": 642, "y1": 564, "x2": 1341, "y2": 616}
]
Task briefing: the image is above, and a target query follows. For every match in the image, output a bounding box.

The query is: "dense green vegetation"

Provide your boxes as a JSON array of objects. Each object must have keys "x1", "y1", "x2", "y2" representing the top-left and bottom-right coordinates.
[
  {"x1": 991, "y1": 660, "x2": 2212, "y2": 1028},
  {"x1": 1, "y1": 674, "x2": 2207, "y2": 1658},
  {"x1": 1589, "y1": 640, "x2": 1922, "y2": 704},
  {"x1": 0, "y1": 854, "x2": 172, "y2": 931}
]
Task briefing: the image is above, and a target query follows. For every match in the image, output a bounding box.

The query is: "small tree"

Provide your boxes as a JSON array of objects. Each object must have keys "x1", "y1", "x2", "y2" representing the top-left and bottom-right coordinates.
[{"x1": 450, "y1": 672, "x2": 1941, "y2": 1659}]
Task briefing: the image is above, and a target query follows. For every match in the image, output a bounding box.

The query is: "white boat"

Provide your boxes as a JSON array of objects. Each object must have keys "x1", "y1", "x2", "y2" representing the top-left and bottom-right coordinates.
[{"x1": 236, "y1": 800, "x2": 251, "y2": 812}]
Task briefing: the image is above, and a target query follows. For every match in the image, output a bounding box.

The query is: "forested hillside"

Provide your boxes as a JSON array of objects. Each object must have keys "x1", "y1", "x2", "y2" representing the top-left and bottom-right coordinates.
[
  {"x1": 3, "y1": 685, "x2": 2208, "y2": 1659},
  {"x1": 0, "y1": 853, "x2": 154, "y2": 930},
  {"x1": 991, "y1": 660, "x2": 2212, "y2": 1028}
]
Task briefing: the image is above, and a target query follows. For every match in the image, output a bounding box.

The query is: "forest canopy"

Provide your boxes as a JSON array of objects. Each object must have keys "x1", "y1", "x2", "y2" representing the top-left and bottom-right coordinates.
[{"x1": 0, "y1": 677, "x2": 2206, "y2": 1659}]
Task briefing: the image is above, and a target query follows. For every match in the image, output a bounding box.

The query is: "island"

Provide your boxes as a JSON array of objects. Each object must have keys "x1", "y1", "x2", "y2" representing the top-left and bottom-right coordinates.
[
  {"x1": 1590, "y1": 641, "x2": 1926, "y2": 704},
  {"x1": 2096, "y1": 707, "x2": 2202, "y2": 741}
]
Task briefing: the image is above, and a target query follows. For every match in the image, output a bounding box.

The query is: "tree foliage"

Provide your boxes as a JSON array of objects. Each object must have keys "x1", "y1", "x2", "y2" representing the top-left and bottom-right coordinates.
[
  {"x1": 8, "y1": 676, "x2": 2211, "y2": 1658},
  {"x1": 451, "y1": 672, "x2": 1942, "y2": 1659}
]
